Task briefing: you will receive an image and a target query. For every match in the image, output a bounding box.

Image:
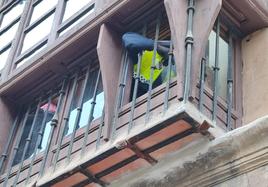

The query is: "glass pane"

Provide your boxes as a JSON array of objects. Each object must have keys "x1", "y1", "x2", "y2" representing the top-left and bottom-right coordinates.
[
  {"x1": 30, "y1": 0, "x2": 58, "y2": 25},
  {"x1": 66, "y1": 70, "x2": 104, "y2": 136},
  {"x1": 13, "y1": 107, "x2": 40, "y2": 166},
  {"x1": 21, "y1": 13, "x2": 54, "y2": 53},
  {"x1": 38, "y1": 99, "x2": 57, "y2": 152},
  {"x1": 0, "y1": 1, "x2": 25, "y2": 29},
  {"x1": 0, "y1": 21, "x2": 19, "y2": 49},
  {"x1": 63, "y1": 0, "x2": 93, "y2": 22},
  {"x1": 16, "y1": 44, "x2": 47, "y2": 68},
  {"x1": 59, "y1": 8, "x2": 94, "y2": 36},
  {"x1": 206, "y1": 31, "x2": 229, "y2": 100},
  {"x1": 0, "y1": 47, "x2": 10, "y2": 70},
  {"x1": 59, "y1": 7, "x2": 94, "y2": 37},
  {"x1": 13, "y1": 98, "x2": 57, "y2": 165}
]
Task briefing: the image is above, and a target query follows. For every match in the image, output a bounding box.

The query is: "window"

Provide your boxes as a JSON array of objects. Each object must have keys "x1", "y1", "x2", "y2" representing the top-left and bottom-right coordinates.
[
  {"x1": 0, "y1": 21, "x2": 19, "y2": 49},
  {"x1": 62, "y1": 0, "x2": 93, "y2": 22},
  {"x1": 0, "y1": 0, "x2": 26, "y2": 70},
  {"x1": 198, "y1": 16, "x2": 242, "y2": 130},
  {"x1": 15, "y1": 0, "x2": 58, "y2": 68},
  {"x1": 58, "y1": 0, "x2": 95, "y2": 37},
  {"x1": 14, "y1": 0, "x2": 96, "y2": 68},
  {"x1": 0, "y1": 46, "x2": 11, "y2": 70},
  {"x1": 12, "y1": 96, "x2": 58, "y2": 166},
  {"x1": 2, "y1": 49, "x2": 105, "y2": 184},
  {"x1": 29, "y1": 0, "x2": 58, "y2": 25},
  {"x1": 206, "y1": 30, "x2": 229, "y2": 100},
  {"x1": 0, "y1": 1, "x2": 25, "y2": 29},
  {"x1": 65, "y1": 68, "x2": 104, "y2": 136},
  {"x1": 21, "y1": 12, "x2": 54, "y2": 53}
]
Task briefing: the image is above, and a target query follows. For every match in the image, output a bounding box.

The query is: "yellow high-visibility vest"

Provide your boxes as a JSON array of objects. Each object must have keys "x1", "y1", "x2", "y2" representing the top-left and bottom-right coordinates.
[{"x1": 133, "y1": 51, "x2": 163, "y2": 83}]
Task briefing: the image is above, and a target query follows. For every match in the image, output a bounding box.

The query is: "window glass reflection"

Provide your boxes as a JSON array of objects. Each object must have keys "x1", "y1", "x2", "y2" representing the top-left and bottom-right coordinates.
[
  {"x1": 0, "y1": 21, "x2": 19, "y2": 49},
  {"x1": 63, "y1": 0, "x2": 93, "y2": 22},
  {"x1": 38, "y1": 100, "x2": 57, "y2": 152},
  {"x1": 29, "y1": 0, "x2": 58, "y2": 25},
  {"x1": 0, "y1": 47, "x2": 10, "y2": 70},
  {"x1": 16, "y1": 44, "x2": 47, "y2": 68},
  {"x1": 13, "y1": 98, "x2": 57, "y2": 166},
  {"x1": 206, "y1": 31, "x2": 229, "y2": 100},
  {"x1": 66, "y1": 70, "x2": 104, "y2": 136},
  {"x1": 21, "y1": 13, "x2": 54, "y2": 53},
  {"x1": 59, "y1": 7, "x2": 94, "y2": 37},
  {"x1": 0, "y1": 2, "x2": 25, "y2": 29}
]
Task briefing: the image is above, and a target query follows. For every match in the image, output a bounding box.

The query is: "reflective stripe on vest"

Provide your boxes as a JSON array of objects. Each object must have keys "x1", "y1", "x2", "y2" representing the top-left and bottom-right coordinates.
[{"x1": 134, "y1": 51, "x2": 163, "y2": 83}]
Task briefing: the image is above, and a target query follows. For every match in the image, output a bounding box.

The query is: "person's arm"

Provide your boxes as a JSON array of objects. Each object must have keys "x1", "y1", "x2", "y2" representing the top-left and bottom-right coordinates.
[{"x1": 122, "y1": 32, "x2": 154, "y2": 53}]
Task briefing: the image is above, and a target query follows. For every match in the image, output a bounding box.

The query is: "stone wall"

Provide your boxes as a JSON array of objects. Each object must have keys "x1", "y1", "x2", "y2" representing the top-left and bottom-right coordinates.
[
  {"x1": 242, "y1": 28, "x2": 268, "y2": 124},
  {"x1": 109, "y1": 116, "x2": 268, "y2": 187}
]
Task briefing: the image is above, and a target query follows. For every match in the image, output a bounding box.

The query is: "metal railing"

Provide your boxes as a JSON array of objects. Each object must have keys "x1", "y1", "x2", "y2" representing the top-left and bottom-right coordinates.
[
  {"x1": 198, "y1": 17, "x2": 236, "y2": 131},
  {"x1": 0, "y1": 2, "x2": 240, "y2": 186},
  {"x1": 0, "y1": 65, "x2": 104, "y2": 186},
  {"x1": 110, "y1": 12, "x2": 176, "y2": 140}
]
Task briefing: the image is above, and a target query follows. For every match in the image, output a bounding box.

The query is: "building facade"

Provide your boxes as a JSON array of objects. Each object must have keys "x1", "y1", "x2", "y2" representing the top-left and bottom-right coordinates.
[{"x1": 0, "y1": 0, "x2": 267, "y2": 186}]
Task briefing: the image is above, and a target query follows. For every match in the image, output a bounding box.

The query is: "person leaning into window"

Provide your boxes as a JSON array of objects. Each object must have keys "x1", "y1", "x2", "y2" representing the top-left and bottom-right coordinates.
[{"x1": 122, "y1": 32, "x2": 176, "y2": 99}]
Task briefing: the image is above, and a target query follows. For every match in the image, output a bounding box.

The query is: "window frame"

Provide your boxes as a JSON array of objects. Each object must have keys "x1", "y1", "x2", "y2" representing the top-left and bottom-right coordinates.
[
  {"x1": 13, "y1": 0, "x2": 58, "y2": 69},
  {"x1": 199, "y1": 13, "x2": 243, "y2": 130},
  {"x1": 56, "y1": 63, "x2": 103, "y2": 141},
  {"x1": 0, "y1": 0, "x2": 26, "y2": 74},
  {"x1": 10, "y1": 0, "x2": 97, "y2": 71},
  {"x1": 57, "y1": 0, "x2": 95, "y2": 37},
  {"x1": 2, "y1": 52, "x2": 104, "y2": 178},
  {"x1": 11, "y1": 93, "x2": 59, "y2": 167}
]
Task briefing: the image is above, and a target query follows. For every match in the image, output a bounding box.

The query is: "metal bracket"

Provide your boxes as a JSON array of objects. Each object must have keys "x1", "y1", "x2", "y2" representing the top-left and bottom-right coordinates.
[
  {"x1": 79, "y1": 167, "x2": 108, "y2": 187},
  {"x1": 116, "y1": 140, "x2": 158, "y2": 165},
  {"x1": 198, "y1": 120, "x2": 215, "y2": 140}
]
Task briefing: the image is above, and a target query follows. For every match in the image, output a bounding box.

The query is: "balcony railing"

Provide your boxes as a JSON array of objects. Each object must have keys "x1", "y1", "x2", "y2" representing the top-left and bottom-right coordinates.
[{"x1": 0, "y1": 1, "x2": 242, "y2": 186}]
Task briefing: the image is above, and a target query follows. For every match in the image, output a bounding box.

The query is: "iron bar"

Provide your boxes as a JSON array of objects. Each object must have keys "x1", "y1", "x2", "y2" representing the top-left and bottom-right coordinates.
[
  {"x1": 199, "y1": 44, "x2": 209, "y2": 112},
  {"x1": 0, "y1": 108, "x2": 21, "y2": 174},
  {"x1": 128, "y1": 53, "x2": 142, "y2": 133},
  {"x1": 3, "y1": 106, "x2": 31, "y2": 187},
  {"x1": 13, "y1": 97, "x2": 43, "y2": 187},
  {"x1": 127, "y1": 24, "x2": 147, "y2": 134},
  {"x1": 183, "y1": 0, "x2": 195, "y2": 102},
  {"x1": 198, "y1": 58, "x2": 206, "y2": 112},
  {"x1": 39, "y1": 78, "x2": 68, "y2": 177},
  {"x1": 25, "y1": 94, "x2": 52, "y2": 185},
  {"x1": 96, "y1": 109, "x2": 105, "y2": 150},
  {"x1": 227, "y1": 34, "x2": 233, "y2": 131},
  {"x1": 110, "y1": 50, "x2": 129, "y2": 140},
  {"x1": 53, "y1": 73, "x2": 79, "y2": 172},
  {"x1": 212, "y1": 18, "x2": 220, "y2": 121},
  {"x1": 66, "y1": 68, "x2": 90, "y2": 163},
  {"x1": 145, "y1": 14, "x2": 161, "y2": 123},
  {"x1": 120, "y1": 54, "x2": 130, "y2": 107},
  {"x1": 119, "y1": 51, "x2": 129, "y2": 108},
  {"x1": 163, "y1": 41, "x2": 173, "y2": 112},
  {"x1": 81, "y1": 69, "x2": 101, "y2": 156}
]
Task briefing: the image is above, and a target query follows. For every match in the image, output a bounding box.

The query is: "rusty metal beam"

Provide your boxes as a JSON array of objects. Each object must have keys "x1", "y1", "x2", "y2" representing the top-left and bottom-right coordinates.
[
  {"x1": 116, "y1": 140, "x2": 157, "y2": 165},
  {"x1": 80, "y1": 169, "x2": 107, "y2": 187}
]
